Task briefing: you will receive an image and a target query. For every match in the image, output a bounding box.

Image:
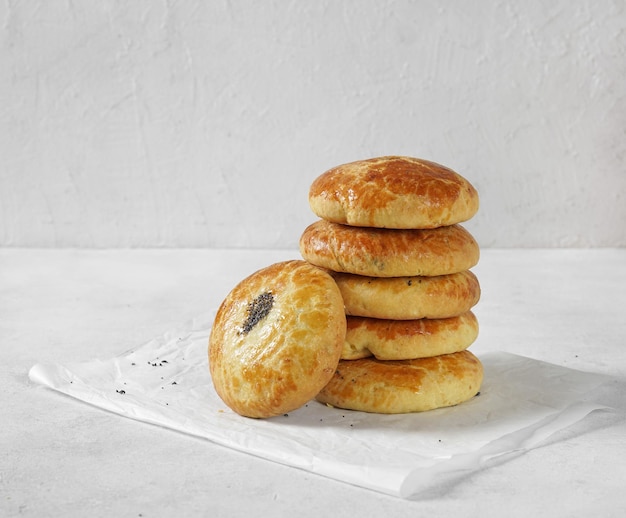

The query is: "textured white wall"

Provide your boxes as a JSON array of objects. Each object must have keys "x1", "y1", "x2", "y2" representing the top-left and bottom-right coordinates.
[{"x1": 1, "y1": 0, "x2": 625, "y2": 248}]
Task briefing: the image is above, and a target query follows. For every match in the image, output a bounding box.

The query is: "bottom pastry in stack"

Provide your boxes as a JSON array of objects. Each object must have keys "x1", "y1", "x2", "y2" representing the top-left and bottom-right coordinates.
[{"x1": 315, "y1": 351, "x2": 483, "y2": 414}]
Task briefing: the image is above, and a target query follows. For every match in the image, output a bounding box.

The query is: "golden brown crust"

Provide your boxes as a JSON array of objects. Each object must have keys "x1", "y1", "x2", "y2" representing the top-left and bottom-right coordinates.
[
  {"x1": 299, "y1": 220, "x2": 479, "y2": 277},
  {"x1": 316, "y1": 351, "x2": 483, "y2": 414},
  {"x1": 332, "y1": 270, "x2": 480, "y2": 320},
  {"x1": 342, "y1": 312, "x2": 479, "y2": 360},
  {"x1": 309, "y1": 156, "x2": 479, "y2": 229},
  {"x1": 208, "y1": 260, "x2": 346, "y2": 418}
]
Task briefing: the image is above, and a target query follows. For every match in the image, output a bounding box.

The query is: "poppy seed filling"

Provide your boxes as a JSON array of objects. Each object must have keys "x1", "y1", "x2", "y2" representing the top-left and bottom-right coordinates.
[{"x1": 241, "y1": 291, "x2": 274, "y2": 334}]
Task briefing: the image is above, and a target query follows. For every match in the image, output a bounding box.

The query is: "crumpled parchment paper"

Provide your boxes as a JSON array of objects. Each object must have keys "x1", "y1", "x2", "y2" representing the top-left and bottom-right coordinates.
[{"x1": 28, "y1": 312, "x2": 612, "y2": 498}]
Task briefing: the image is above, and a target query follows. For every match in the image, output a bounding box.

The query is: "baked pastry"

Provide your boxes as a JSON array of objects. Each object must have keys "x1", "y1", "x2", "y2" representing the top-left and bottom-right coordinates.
[
  {"x1": 209, "y1": 260, "x2": 346, "y2": 418},
  {"x1": 309, "y1": 156, "x2": 479, "y2": 229},
  {"x1": 299, "y1": 220, "x2": 479, "y2": 277},
  {"x1": 332, "y1": 270, "x2": 480, "y2": 320},
  {"x1": 316, "y1": 350, "x2": 483, "y2": 414},
  {"x1": 342, "y1": 312, "x2": 478, "y2": 360}
]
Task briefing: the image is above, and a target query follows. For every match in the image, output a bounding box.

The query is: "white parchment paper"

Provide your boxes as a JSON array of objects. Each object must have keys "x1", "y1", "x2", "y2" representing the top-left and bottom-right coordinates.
[{"x1": 28, "y1": 313, "x2": 612, "y2": 498}]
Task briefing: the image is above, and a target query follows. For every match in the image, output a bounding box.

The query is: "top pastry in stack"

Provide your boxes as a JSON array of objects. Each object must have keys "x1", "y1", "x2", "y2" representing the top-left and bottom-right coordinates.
[{"x1": 300, "y1": 156, "x2": 483, "y2": 414}]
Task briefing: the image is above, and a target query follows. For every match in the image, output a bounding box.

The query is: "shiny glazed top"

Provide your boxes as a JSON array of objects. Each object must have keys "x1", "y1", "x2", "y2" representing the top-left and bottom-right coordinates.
[
  {"x1": 208, "y1": 260, "x2": 346, "y2": 418},
  {"x1": 309, "y1": 156, "x2": 479, "y2": 229}
]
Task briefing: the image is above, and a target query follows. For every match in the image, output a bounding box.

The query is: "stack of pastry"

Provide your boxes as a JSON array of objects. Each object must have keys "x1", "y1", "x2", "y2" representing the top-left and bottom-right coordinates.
[
  {"x1": 300, "y1": 156, "x2": 484, "y2": 414},
  {"x1": 209, "y1": 155, "x2": 483, "y2": 419}
]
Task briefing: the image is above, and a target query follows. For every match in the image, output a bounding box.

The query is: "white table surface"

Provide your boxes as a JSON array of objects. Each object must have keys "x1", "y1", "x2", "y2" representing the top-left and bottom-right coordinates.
[{"x1": 2, "y1": 247, "x2": 625, "y2": 517}]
